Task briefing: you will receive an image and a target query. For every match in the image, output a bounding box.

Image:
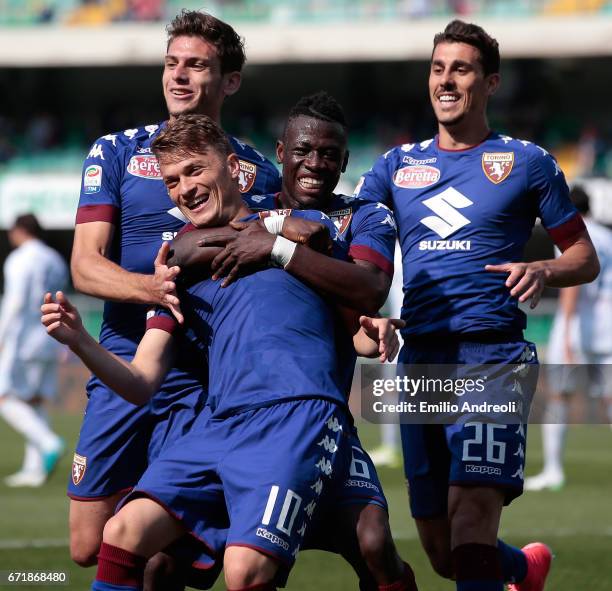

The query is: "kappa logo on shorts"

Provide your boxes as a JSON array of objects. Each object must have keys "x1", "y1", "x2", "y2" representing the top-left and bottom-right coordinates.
[
  {"x1": 327, "y1": 208, "x2": 353, "y2": 235},
  {"x1": 238, "y1": 160, "x2": 257, "y2": 193},
  {"x1": 393, "y1": 165, "x2": 441, "y2": 189},
  {"x1": 256, "y1": 528, "x2": 290, "y2": 551},
  {"x1": 127, "y1": 155, "x2": 162, "y2": 179},
  {"x1": 72, "y1": 453, "x2": 87, "y2": 486},
  {"x1": 482, "y1": 152, "x2": 514, "y2": 184},
  {"x1": 465, "y1": 464, "x2": 502, "y2": 476}
]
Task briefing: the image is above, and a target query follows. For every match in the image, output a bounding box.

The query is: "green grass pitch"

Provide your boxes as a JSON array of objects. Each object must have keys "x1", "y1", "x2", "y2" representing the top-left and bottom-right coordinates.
[{"x1": 1, "y1": 415, "x2": 611, "y2": 590}]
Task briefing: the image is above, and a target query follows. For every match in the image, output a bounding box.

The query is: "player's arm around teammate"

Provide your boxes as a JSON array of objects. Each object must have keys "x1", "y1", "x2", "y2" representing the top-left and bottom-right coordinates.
[{"x1": 170, "y1": 93, "x2": 417, "y2": 590}]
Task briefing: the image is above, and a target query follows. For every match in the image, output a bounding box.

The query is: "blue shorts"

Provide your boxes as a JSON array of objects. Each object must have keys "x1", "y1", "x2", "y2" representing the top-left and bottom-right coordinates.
[
  {"x1": 121, "y1": 398, "x2": 350, "y2": 576},
  {"x1": 399, "y1": 336, "x2": 537, "y2": 519},
  {"x1": 303, "y1": 426, "x2": 388, "y2": 552},
  {"x1": 67, "y1": 380, "x2": 204, "y2": 499}
]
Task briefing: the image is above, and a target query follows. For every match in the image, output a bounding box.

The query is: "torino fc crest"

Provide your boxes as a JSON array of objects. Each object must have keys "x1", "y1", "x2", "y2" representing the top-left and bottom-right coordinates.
[
  {"x1": 328, "y1": 208, "x2": 353, "y2": 235},
  {"x1": 72, "y1": 453, "x2": 87, "y2": 486},
  {"x1": 238, "y1": 160, "x2": 257, "y2": 193},
  {"x1": 482, "y1": 152, "x2": 514, "y2": 184}
]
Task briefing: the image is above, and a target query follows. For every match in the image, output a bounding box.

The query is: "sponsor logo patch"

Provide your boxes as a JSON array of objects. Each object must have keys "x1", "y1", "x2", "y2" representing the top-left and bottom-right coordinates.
[
  {"x1": 83, "y1": 165, "x2": 102, "y2": 194},
  {"x1": 482, "y1": 152, "x2": 514, "y2": 184},
  {"x1": 327, "y1": 208, "x2": 353, "y2": 234},
  {"x1": 72, "y1": 453, "x2": 87, "y2": 486},
  {"x1": 393, "y1": 165, "x2": 440, "y2": 189},
  {"x1": 127, "y1": 155, "x2": 162, "y2": 179},
  {"x1": 418, "y1": 240, "x2": 471, "y2": 251},
  {"x1": 238, "y1": 160, "x2": 257, "y2": 193}
]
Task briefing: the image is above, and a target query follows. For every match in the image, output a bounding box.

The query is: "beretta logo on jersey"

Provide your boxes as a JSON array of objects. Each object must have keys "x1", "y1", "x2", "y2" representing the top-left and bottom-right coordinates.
[
  {"x1": 328, "y1": 208, "x2": 353, "y2": 234},
  {"x1": 482, "y1": 152, "x2": 514, "y2": 184},
  {"x1": 83, "y1": 165, "x2": 102, "y2": 194},
  {"x1": 238, "y1": 159, "x2": 257, "y2": 193},
  {"x1": 127, "y1": 155, "x2": 162, "y2": 180},
  {"x1": 72, "y1": 453, "x2": 87, "y2": 486},
  {"x1": 393, "y1": 165, "x2": 440, "y2": 189}
]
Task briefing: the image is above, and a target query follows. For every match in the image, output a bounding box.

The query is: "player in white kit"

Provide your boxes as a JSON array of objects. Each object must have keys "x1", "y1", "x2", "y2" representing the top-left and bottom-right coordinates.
[
  {"x1": 0, "y1": 214, "x2": 68, "y2": 487},
  {"x1": 526, "y1": 186, "x2": 612, "y2": 491}
]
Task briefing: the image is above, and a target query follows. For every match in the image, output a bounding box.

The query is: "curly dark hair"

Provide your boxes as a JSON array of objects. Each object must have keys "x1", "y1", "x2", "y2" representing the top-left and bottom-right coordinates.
[
  {"x1": 167, "y1": 10, "x2": 246, "y2": 74},
  {"x1": 287, "y1": 91, "x2": 348, "y2": 128},
  {"x1": 433, "y1": 20, "x2": 500, "y2": 76}
]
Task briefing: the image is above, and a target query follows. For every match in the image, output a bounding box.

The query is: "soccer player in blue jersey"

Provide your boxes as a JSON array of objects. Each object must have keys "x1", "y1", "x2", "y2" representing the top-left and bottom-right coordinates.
[
  {"x1": 353, "y1": 20, "x2": 600, "y2": 591},
  {"x1": 68, "y1": 9, "x2": 281, "y2": 584},
  {"x1": 170, "y1": 92, "x2": 417, "y2": 591},
  {"x1": 43, "y1": 114, "x2": 401, "y2": 591}
]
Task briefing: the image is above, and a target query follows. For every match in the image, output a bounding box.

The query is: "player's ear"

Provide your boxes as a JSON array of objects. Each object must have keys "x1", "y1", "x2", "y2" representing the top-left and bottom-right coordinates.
[
  {"x1": 227, "y1": 153, "x2": 240, "y2": 179},
  {"x1": 276, "y1": 140, "x2": 284, "y2": 164},
  {"x1": 222, "y1": 71, "x2": 242, "y2": 97},
  {"x1": 486, "y1": 72, "x2": 500, "y2": 96},
  {"x1": 341, "y1": 150, "x2": 349, "y2": 173}
]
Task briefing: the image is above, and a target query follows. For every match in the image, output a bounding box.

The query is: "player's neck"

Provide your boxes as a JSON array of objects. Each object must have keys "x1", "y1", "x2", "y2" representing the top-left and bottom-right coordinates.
[
  {"x1": 231, "y1": 202, "x2": 252, "y2": 221},
  {"x1": 168, "y1": 108, "x2": 221, "y2": 126},
  {"x1": 437, "y1": 121, "x2": 490, "y2": 151}
]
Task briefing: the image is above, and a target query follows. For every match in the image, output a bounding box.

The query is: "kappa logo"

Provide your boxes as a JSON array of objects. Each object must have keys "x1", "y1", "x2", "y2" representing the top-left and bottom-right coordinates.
[
  {"x1": 393, "y1": 165, "x2": 440, "y2": 189},
  {"x1": 238, "y1": 160, "x2": 257, "y2": 193},
  {"x1": 482, "y1": 152, "x2": 514, "y2": 184},
  {"x1": 72, "y1": 453, "x2": 87, "y2": 486},
  {"x1": 88, "y1": 144, "x2": 105, "y2": 160},
  {"x1": 420, "y1": 187, "x2": 473, "y2": 239},
  {"x1": 127, "y1": 155, "x2": 162, "y2": 179},
  {"x1": 83, "y1": 165, "x2": 102, "y2": 194},
  {"x1": 327, "y1": 208, "x2": 353, "y2": 234}
]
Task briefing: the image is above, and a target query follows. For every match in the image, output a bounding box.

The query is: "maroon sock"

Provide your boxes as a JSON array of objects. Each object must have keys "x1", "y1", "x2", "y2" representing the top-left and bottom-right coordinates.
[
  {"x1": 378, "y1": 562, "x2": 418, "y2": 591},
  {"x1": 96, "y1": 542, "x2": 147, "y2": 588},
  {"x1": 452, "y1": 543, "x2": 503, "y2": 582}
]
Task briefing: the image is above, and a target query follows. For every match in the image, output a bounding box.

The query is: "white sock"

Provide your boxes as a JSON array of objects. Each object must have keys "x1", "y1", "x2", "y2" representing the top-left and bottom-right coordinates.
[
  {"x1": 381, "y1": 423, "x2": 398, "y2": 448},
  {"x1": 0, "y1": 397, "x2": 61, "y2": 453},
  {"x1": 22, "y1": 442, "x2": 44, "y2": 474},
  {"x1": 21, "y1": 406, "x2": 47, "y2": 474},
  {"x1": 541, "y1": 400, "x2": 568, "y2": 476}
]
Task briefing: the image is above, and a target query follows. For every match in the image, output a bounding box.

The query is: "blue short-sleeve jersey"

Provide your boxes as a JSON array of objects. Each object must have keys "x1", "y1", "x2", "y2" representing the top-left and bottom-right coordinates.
[
  {"x1": 243, "y1": 192, "x2": 397, "y2": 395},
  {"x1": 76, "y1": 123, "x2": 281, "y2": 401},
  {"x1": 148, "y1": 210, "x2": 349, "y2": 417},
  {"x1": 354, "y1": 133, "x2": 584, "y2": 337}
]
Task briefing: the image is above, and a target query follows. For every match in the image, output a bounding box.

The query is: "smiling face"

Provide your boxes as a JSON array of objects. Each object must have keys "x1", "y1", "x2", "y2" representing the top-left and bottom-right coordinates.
[
  {"x1": 276, "y1": 115, "x2": 348, "y2": 210},
  {"x1": 159, "y1": 148, "x2": 243, "y2": 228},
  {"x1": 429, "y1": 41, "x2": 499, "y2": 137},
  {"x1": 162, "y1": 35, "x2": 241, "y2": 122}
]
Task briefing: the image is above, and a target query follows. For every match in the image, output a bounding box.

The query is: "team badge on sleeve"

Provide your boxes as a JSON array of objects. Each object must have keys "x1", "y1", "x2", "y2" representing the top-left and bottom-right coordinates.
[
  {"x1": 238, "y1": 160, "x2": 257, "y2": 193},
  {"x1": 482, "y1": 152, "x2": 514, "y2": 184},
  {"x1": 83, "y1": 165, "x2": 102, "y2": 194},
  {"x1": 328, "y1": 208, "x2": 353, "y2": 235},
  {"x1": 72, "y1": 453, "x2": 87, "y2": 486}
]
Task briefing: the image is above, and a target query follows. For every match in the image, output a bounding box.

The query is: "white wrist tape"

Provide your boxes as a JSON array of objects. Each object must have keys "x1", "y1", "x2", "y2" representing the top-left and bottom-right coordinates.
[
  {"x1": 263, "y1": 214, "x2": 286, "y2": 235},
  {"x1": 270, "y1": 236, "x2": 297, "y2": 268}
]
